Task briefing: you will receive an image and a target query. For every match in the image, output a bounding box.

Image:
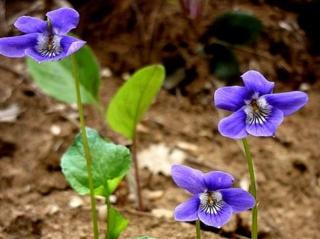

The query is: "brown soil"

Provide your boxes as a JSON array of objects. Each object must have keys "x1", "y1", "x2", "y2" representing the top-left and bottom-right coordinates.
[{"x1": 0, "y1": 0, "x2": 320, "y2": 239}]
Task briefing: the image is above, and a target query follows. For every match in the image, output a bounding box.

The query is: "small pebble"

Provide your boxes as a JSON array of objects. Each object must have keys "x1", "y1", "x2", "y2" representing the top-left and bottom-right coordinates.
[
  {"x1": 98, "y1": 205, "x2": 107, "y2": 220},
  {"x1": 176, "y1": 141, "x2": 198, "y2": 152},
  {"x1": 50, "y1": 125, "x2": 61, "y2": 136},
  {"x1": 69, "y1": 196, "x2": 83, "y2": 208},
  {"x1": 122, "y1": 72, "x2": 131, "y2": 81},
  {"x1": 145, "y1": 190, "x2": 164, "y2": 200},
  {"x1": 109, "y1": 195, "x2": 117, "y2": 204},
  {"x1": 70, "y1": 103, "x2": 78, "y2": 110},
  {"x1": 240, "y1": 177, "x2": 250, "y2": 191},
  {"x1": 299, "y1": 83, "x2": 311, "y2": 92},
  {"x1": 45, "y1": 204, "x2": 60, "y2": 215},
  {"x1": 151, "y1": 208, "x2": 172, "y2": 219},
  {"x1": 101, "y1": 67, "x2": 112, "y2": 77},
  {"x1": 279, "y1": 20, "x2": 292, "y2": 31}
]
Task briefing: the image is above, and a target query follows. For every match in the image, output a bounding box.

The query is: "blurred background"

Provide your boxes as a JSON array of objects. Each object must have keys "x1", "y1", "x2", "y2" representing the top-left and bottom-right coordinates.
[{"x1": 0, "y1": 0, "x2": 319, "y2": 238}]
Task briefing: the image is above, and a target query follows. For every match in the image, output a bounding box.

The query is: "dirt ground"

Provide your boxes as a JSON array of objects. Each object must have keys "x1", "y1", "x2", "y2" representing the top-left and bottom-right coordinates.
[{"x1": 0, "y1": 0, "x2": 320, "y2": 239}]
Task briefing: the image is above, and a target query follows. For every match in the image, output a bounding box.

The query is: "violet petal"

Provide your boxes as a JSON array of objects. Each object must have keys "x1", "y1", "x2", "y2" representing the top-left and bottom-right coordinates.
[
  {"x1": 60, "y1": 35, "x2": 86, "y2": 58},
  {"x1": 171, "y1": 164, "x2": 206, "y2": 194},
  {"x1": 174, "y1": 195, "x2": 200, "y2": 221},
  {"x1": 26, "y1": 35, "x2": 85, "y2": 63},
  {"x1": 14, "y1": 16, "x2": 47, "y2": 33},
  {"x1": 242, "y1": 70, "x2": 274, "y2": 95},
  {"x1": 25, "y1": 47, "x2": 65, "y2": 63},
  {"x1": 214, "y1": 86, "x2": 249, "y2": 111},
  {"x1": 264, "y1": 91, "x2": 308, "y2": 116},
  {"x1": 46, "y1": 7, "x2": 79, "y2": 34},
  {"x1": 0, "y1": 33, "x2": 37, "y2": 58},
  {"x1": 198, "y1": 202, "x2": 233, "y2": 228},
  {"x1": 219, "y1": 188, "x2": 255, "y2": 213},
  {"x1": 218, "y1": 109, "x2": 248, "y2": 139},
  {"x1": 246, "y1": 107, "x2": 284, "y2": 137},
  {"x1": 203, "y1": 171, "x2": 234, "y2": 191}
]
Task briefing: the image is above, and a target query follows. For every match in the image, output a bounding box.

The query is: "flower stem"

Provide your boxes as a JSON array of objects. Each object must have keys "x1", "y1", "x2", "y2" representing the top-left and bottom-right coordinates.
[
  {"x1": 195, "y1": 220, "x2": 201, "y2": 239},
  {"x1": 131, "y1": 132, "x2": 144, "y2": 211},
  {"x1": 71, "y1": 55, "x2": 99, "y2": 239},
  {"x1": 105, "y1": 196, "x2": 111, "y2": 239},
  {"x1": 242, "y1": 138, "x2": 258, "y2": 239}
]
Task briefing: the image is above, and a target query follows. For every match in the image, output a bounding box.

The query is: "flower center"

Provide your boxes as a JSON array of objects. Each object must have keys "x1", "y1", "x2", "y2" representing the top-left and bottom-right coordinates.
[
  {"x1": 36, "y1": 21, "x2": 62, "y2": 57},
  {"x1": 36, "y1": 34, "x2": 62, "y2": 57},
  {"x1": 199, "y1": 191, "x2": 223, "y2": 215},
  {"x1": 244, "y1": 93, "x2": 271, "y2": 125}
]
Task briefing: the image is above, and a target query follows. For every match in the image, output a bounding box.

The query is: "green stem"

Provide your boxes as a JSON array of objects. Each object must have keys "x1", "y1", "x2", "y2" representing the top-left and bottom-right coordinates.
[
  {"x1": 71, "y1": 55, "x2": 99, "y2": 239},
  {"x1": 195, "y1": 220, "x2": 201, "y2": 239},
  {"x1": 105, "y1": 196, "x2": 111, "y2": 239},
  {"x1": 242, "y1": 138, "x2": 258, "y2": 239}
]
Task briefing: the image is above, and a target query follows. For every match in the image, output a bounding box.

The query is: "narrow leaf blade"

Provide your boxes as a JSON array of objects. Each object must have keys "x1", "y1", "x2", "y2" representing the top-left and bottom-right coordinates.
[
  {"x1": 106, "y1": 65, "x2": 165, "y2": 139},
  {"x1": 108, "y1": 206, "x2": 129, "y2": 239}
]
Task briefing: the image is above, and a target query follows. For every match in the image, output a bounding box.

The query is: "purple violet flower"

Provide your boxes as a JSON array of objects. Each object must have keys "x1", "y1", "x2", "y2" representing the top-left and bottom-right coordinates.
[
  {"x1": 172, "y1": 164, "x2": 255, "y2": 228},
  {"x1": 214, "y1": 70, "x2": 308, "y2": 139},
  {"x1": 0, "y1": 7, "x2": 85, "y2": 63}
]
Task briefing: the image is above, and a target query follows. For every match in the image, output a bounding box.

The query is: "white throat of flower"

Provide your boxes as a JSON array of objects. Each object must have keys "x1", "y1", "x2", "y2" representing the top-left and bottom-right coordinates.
[
  {"x1": 199, "y1": 191, "x2": 224, "y2": 215},
  {"x1": 244, "y1": 93, "x2": 271, "y2": 125},
  {"x1": 36, "y1": 34, "x2": 62, "y2": 58}
]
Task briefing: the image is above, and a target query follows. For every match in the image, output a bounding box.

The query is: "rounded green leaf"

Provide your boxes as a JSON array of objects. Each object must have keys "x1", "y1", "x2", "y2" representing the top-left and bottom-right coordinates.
[
  {"x1": 61, "y1": 128, "x2": 131, "y2": 195},
  {"x1": 208, "y1": 43, "x2": 240, "y2": 80},
  {"x1": 106, "y1": 65, "x2": 165, "y2": 139},
  {"x1": 210, "y1": 11, "x2": 263, "y2": 45},
  {"x1": 27, "y1": 45, "x2": 100, "y2": 104}
]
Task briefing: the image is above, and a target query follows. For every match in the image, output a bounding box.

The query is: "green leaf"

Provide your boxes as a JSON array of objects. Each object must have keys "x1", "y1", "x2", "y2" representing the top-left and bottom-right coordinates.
[
  {"x1": 107, "y1": 176, "x2": 124, "y2": 194},
  {"x1": 27, "y1": 45, "x2": 100, "y2": 104},
  {"x1": 208, "y1": 43, "x2": 240, "y2": 80},
  {"x1": 106, "y1": 65, "x2": 165, "y2": 139},
  {"x1": 92, "y1": 176, "x2": 123, "y2": 196},
  {"x1": 61, "y1": 128, "x2": 131, "y2": 196},
  {"x1": 107, "y1": 206, "x2": 129, "y2": 239},
  {"x1": 94, "y1": 176, "x2": 124, "y2": 196},
  {"x1": 211, "y1": 11, "x2": 263, "y2": 45}
]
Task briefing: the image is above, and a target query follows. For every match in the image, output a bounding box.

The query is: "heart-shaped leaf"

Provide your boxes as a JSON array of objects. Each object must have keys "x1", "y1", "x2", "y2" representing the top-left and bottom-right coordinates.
[
  {"x1": 209, "y1": 11, "x2": 263, "y2": 45},
  {"x1": 206, "y1": 43, "x2": 240, "y2": 80},
  {"x1": 61, "y1": 128, "x2": 131, "y2": 196}
]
